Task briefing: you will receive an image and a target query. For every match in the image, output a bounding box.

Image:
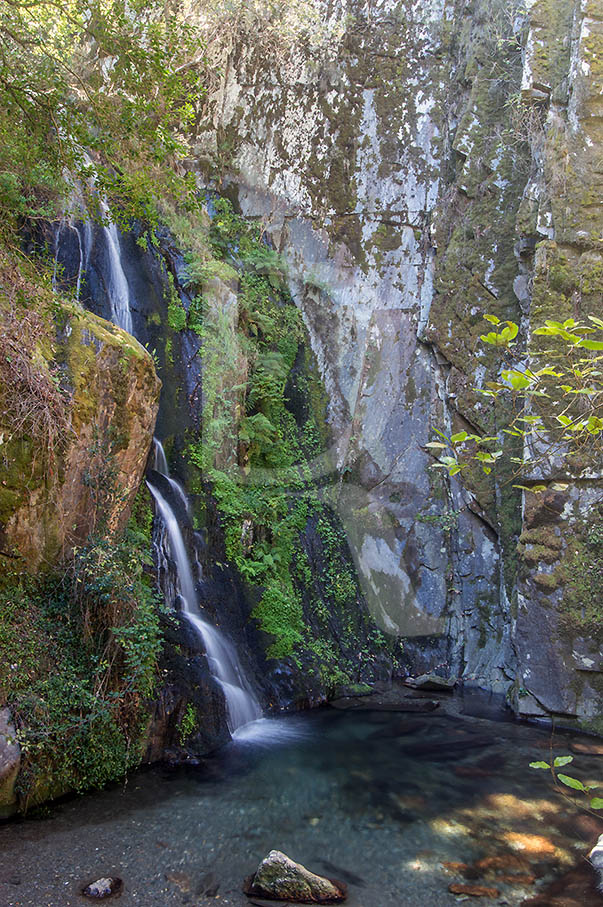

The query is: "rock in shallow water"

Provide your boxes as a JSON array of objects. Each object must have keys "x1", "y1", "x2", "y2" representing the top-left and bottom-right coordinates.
[{"x1": 244, "y1": 851, "x2": 346, "y2": 903}]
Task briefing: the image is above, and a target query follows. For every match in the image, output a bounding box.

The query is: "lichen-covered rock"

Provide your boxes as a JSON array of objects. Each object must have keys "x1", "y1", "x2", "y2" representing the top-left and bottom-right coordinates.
[{"x1": 244, "y1": 851, "x2": 346, "y2": 903}]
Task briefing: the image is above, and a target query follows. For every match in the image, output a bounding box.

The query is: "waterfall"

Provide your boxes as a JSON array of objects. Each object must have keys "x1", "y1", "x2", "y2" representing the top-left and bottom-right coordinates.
[
  {"x1": 153, "y1": 440, "x2": 190, "y2": 518},
  {"x1": 147, "y1": 455, "x2": 261, "y2": 735},
  {"x1": 98, "y1": 199, "x2": 133, "y2": 335},
  {"x1": 53, "y1": 174, "x2": 262, "y2": 737}
]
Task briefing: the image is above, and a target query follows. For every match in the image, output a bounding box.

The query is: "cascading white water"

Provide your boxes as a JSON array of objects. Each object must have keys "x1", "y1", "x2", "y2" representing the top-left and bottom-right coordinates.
[
  {"x1": 53, "y1": 170, "x2": 262, "y2": 737},
  {"x1": 153, "y1": 440, "x2": 190, "y2": 518},
  {"x1": 98, "y1": 199, "x2": 133, "y2": 335},
  {"x1": 147, "y1": 474, "x2": 261, "y2": 735}
]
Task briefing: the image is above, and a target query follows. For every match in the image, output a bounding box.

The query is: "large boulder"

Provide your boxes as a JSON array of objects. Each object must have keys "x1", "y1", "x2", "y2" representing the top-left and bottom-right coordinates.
[
  {"x1": 0, "y1": 286, "x2": 160, "y2": 571},
  {"x1": 244, "y1": 851, "x2": 346, "y2": 903}
]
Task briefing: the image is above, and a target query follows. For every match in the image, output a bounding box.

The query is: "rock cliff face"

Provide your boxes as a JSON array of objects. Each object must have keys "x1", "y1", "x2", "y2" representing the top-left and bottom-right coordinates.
[{"x1": 193, "y1": 0, "x2": 602, "y2": 725}]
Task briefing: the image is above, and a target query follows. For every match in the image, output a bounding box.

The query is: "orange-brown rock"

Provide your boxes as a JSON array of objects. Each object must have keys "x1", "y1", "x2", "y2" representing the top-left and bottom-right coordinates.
[{"x1": 0, "y1": 301, "x2": 160, "y2": 570}]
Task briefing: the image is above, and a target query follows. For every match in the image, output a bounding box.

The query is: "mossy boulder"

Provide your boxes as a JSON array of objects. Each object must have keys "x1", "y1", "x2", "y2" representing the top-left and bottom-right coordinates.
[
  {"x1": 0, "y1": 263, "x2": 161, "y2": 573},
  {"x1": 244, "y1": 851, "x2": 347, "y2": 903}
]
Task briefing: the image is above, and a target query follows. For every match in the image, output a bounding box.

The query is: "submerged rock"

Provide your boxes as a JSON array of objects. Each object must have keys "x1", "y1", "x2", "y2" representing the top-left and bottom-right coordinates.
[
  {"x1": 82, "y1": 877, "x2": 122, "y2": 899},
  {"x1": 244, "y1": 850, "x2": 346, "y2": 903},
  {"x1": 448, "y1": 882, "x2": 500, "y2": 898}
]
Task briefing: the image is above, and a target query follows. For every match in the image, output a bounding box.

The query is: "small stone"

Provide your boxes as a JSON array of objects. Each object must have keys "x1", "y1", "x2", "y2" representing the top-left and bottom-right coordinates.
[
  {"x1": 165, "y1": 870, "x2": 191, "y2": 893},
  {"x1": 82, "y1": 877, "x2": 122, "y2": 899},
  {"x1": 448, "y1": 882, "x2": 500, "y2": 898},
  {"x1": 244, "y1": 850, "x2": 346, "y2": 902}
]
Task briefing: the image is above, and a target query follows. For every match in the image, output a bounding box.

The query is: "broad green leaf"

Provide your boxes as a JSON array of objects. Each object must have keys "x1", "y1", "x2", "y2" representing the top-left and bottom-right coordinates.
[
  {"x1": 529, "y1": 761, "x2": 550, "y2": 770},
  {"x1": 590, "y1": 798, "x2": 603, "y2": 810},
  {"x1": 449, "y1": 464, "x2": 462, "y2": 476},
  {"x1": 483, "y1": 314, "x2": 500, "y2": 324},
  {"x1": 450, "y1": 431, "x2": 469, "y2": 444},
  {"x1": 554, "y1": 755, "x2": 573, "y2": 767},
  {"x1": 481, "y1": 332, "x2": 504, "y2": 346},
  {"x1": 482, "y1": 466, "x2": 491, "y2": 475},
  {"x1": 556, "y1": 415, "x2": 572, "y2": 426},
  {"x1": 502, "y1": 369, "x2": 533, "y2": 390},
  {"x1": 503, "y1": 321, "x2": 519, "y2": 340},
  {"x1": 557, "y1": 773, "x2": 587, "y2": 792},
  {"x1": 578, "y1": 339, "x2": 603, "y2": 351}
]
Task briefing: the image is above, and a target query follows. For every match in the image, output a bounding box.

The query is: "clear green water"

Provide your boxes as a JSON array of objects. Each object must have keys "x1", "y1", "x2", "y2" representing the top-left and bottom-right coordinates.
[{"x1": 0, "y1": 707, "x2": 601, "y2": 906}]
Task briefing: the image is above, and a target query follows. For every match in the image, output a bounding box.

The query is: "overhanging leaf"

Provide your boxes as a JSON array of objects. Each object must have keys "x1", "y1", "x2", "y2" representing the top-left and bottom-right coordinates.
[{"x1": 557, "y1": 773, "x2": 587, "y2": 792}]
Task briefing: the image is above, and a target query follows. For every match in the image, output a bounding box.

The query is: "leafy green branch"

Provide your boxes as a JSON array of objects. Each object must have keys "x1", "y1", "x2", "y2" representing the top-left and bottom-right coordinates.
[
  {"x1": 427, "y1": 313, "x2": 603, "y2": 482},
  {"x1": 530, "y1": 754, "x2": 603, "y2": 812}
]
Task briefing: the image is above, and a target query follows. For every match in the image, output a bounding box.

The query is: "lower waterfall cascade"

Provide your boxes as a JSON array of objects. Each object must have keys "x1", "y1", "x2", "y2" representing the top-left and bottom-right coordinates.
[{"x1": 147, "y1": 450, "x2": 261, "y2": 735}]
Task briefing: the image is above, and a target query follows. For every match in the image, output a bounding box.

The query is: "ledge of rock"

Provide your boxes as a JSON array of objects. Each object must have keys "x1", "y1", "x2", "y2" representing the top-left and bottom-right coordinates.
[
  {"x1": 244, "y1": 851, "x2": 347, "y2": 903},
  {"x1": 404, "y1": 674, "x2": 457, "y2": 691}
]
